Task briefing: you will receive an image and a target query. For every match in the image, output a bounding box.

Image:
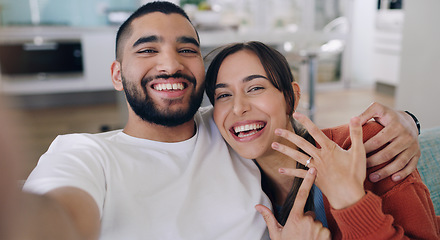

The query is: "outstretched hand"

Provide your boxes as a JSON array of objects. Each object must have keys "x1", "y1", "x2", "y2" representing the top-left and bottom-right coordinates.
[
  {"x1": 357, "y1": 102, "x2": 420, "y2": 182},
  {"x1": 255, "y1": 168, "x2": 331, "y2": 240},
  {"x1": 272, "y1": 112, "x2": 366, "y2": 210}
]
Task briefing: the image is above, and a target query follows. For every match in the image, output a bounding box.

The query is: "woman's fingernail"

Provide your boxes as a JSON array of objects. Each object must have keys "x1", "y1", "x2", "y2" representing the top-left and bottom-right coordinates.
[
  {"x1": 272, "y1": 142, "x2": 279, "y2": 149},
  {"x1": 279, "y1": 168, "x2": 285, "y2": 174},
  {"x1": 308, "y1": 168, "x2": 316, "y2": 174}
]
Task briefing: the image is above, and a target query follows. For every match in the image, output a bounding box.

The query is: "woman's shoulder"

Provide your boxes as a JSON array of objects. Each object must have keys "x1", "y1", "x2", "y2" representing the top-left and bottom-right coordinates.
[{"x1": 322, "y1": 121, "x2": 383, "y2": 148}]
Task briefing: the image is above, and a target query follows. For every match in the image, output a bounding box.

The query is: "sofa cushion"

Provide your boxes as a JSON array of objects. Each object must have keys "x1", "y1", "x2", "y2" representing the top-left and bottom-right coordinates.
[{"x1": 417, "y1": 127, "x2": 440, "y2": 215}]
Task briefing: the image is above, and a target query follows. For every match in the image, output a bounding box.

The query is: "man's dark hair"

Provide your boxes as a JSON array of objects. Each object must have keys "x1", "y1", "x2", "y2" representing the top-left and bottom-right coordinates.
[{"x1": 115, "y1": 1, "x2": 198, "y2": 61}]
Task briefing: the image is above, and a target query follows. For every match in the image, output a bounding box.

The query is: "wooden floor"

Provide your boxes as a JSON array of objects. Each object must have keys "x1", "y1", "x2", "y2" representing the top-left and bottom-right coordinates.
[{"x1": 9, "y1": 87, "x2": 394, "y2": 179}]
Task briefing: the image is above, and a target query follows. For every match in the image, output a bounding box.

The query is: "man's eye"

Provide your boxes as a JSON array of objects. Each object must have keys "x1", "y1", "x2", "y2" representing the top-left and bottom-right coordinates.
[
  {"x1": 138, "y1": 49, "x2": 157, "y2": 54},
  {"x1": 179, "y1": 49, "x2": 198, "y2": 54}
]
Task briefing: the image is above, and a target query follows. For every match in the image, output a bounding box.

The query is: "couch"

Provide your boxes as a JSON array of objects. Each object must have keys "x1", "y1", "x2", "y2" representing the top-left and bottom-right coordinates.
[{"x1": 417, "y1": 126, "x2": 440, "y2": 215}]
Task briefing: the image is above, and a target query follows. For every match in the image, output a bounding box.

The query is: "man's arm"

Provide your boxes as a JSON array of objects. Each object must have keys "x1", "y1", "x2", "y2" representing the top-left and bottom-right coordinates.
[
  {"x1": 0, "y1": 98, "x2": 100, "y2": 240},
  {"x1": 7, "y1": 185, "x2": 101, "y2": 240},
  {"x1": 16, "y1": 189, "x2": 100, "y2": 240},
  {"x1": 357, "y1": 102, "x2": 421, "y2": 182},
  {"x1": 45, "y1": 187, "x2": 101, "y2": 239}
]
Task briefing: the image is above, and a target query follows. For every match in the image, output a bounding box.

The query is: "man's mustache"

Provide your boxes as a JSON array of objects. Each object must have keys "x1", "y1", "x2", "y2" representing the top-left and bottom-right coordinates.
[{"x1": 141, "y1": 73, "x2": 197, "y2": 87}]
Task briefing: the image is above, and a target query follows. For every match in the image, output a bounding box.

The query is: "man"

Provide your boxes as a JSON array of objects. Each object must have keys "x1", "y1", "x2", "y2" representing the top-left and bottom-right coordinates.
[{"x1": 16, "y1": 2, "x2": 420, "y2": 239}]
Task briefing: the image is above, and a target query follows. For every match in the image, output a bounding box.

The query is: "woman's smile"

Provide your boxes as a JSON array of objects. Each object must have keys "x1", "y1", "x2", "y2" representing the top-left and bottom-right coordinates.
[{"x1": 230, "y1": 120, "x2": 267, "y2": 141}]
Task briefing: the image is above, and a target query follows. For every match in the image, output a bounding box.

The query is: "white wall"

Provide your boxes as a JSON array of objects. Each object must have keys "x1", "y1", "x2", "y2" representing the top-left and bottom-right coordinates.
[
  {"x1": 396, "y1": 0, "x2": 440, "y2": 129},
  {"x1": 343, "y1": 0, "x2": 376, "y2": 85}
]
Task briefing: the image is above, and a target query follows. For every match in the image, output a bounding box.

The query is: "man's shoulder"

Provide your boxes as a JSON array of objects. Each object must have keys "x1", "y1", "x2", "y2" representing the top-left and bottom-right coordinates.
[
  {"x1": 196, "y1": 105, "x2": 214, "y2": 118},
  {"x1": 194, "y1": 106, "x2": 215, "y2": 128},
  {"x1": 47, "y1": 130, "x2": 122, "y2": 153}
]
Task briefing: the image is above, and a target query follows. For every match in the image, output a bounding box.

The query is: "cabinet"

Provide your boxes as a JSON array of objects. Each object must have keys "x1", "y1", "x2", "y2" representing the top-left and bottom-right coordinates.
[
  {"x1": 372, "y1": 9, "x2": 404, "y2": 87},
  {"x1": 0, "y1": 27, "x2": 116, "y2": 95}
]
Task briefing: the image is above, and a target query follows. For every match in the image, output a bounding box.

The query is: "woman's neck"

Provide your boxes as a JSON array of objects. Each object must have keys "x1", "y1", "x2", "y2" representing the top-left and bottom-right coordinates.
[{"x1": 255, "y1": 139, "x2": 298, "y2": 205}]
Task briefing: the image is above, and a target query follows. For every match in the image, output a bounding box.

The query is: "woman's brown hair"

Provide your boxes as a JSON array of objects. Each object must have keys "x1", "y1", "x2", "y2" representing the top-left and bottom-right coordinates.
[{"x1": 205, "y1": 41, "x2": 314, "y2": 225}]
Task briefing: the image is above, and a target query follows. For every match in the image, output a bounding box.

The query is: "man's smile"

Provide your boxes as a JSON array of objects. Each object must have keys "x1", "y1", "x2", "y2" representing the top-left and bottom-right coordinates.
[{"x1": 152, "y1": 82, "x2": 186, "y2": 91}]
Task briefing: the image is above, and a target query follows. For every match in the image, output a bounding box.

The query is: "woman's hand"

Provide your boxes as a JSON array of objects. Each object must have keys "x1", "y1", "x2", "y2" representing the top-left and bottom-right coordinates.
[
  {"x1": 271, "y1": 112, "x2": 366, "y2": 209},
  {"x1": 255, "y1": 168, "x2": 331, "y2": 240}
]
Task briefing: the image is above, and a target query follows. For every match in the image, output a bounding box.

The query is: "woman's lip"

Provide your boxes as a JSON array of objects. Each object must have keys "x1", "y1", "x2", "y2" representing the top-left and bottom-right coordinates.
[
  {"x1": 230, "y1": 120, "x2": 266, "y2": 130},
  {"x1": 229, "y1": 121, "x2": 267, "y2": 142}
]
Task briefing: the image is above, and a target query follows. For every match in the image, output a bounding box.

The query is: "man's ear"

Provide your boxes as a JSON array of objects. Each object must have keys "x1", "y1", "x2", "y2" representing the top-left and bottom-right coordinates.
[
  {"x1": 111, "y1": 60, "x2": 123, "y2": 91},
  {"x1": 292, "y1": 82, "x2": 301, "y2": 111}
]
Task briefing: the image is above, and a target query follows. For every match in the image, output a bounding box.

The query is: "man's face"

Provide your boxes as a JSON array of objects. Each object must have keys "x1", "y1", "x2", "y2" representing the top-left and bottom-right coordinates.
[{"x1": 115, "y1": 12, "x2": 205, "y2": 126}]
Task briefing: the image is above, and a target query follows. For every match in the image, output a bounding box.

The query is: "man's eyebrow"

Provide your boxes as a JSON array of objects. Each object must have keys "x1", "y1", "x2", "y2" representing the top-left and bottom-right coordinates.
[
  {"x1": 132, "y1": 35, "x2": 160, "y2": 48},
  {"x1": 177, "y1": 36, "x2": 200, "y2": 47}
]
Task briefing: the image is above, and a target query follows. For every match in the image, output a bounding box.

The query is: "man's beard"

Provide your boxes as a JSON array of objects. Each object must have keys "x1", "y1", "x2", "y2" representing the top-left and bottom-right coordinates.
[{"x1": 122, "y1": 73, "x2": 204, "y2": 127}]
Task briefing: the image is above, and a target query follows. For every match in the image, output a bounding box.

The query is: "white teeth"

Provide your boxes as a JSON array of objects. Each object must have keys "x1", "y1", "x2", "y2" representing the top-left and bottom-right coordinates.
[
  {"x1": 234, "y1": 123, "x2": 264, "y2": 134},
  {"x1": 238, "y1": 131, "x2": 257, "y2": 138},
  {"x1": 153, "y1": 83, "x2": 184, "y2": 91}
]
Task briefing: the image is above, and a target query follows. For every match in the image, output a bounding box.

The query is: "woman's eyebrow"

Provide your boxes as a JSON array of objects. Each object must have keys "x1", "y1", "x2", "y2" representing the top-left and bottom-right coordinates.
[
  {"x1": 243, "y1": 74, "x2": 268, "y2": 83},
  {"x1": 214, "y1": 83, "x2": 228, "y2": 90}
]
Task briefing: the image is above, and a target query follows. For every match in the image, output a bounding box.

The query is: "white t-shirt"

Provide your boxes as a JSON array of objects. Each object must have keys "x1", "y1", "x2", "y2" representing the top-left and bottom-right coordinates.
[{"x1": 23, "y1": 107, "x2": 271, "y2": 240}]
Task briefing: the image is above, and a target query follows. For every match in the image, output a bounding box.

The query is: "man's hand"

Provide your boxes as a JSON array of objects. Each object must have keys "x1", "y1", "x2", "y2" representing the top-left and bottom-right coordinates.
[
  {"x1": 0, "y1": 99, "x2": 98, "y2": 240},
  {"x1": 357, "y1": 102, "x2": 421, "y2": 182},
  {"x1": 0, "y1": 100, "x2": 22, "y2": 239}
]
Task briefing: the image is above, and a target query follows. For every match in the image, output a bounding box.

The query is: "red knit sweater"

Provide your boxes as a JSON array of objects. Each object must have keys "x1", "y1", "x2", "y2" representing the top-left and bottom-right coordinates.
[{"x1": 322, "y1": 121, "x2": 440, "y2": 239}]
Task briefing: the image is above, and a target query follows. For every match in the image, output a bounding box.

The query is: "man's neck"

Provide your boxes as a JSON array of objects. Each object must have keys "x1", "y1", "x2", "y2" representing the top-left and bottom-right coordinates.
[{"x1": 123, "y1": 115, "x2": 197, "y2": 143}]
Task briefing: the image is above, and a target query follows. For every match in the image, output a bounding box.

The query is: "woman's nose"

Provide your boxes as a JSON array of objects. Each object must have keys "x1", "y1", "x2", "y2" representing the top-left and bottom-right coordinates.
[{"x1": 232, "y1": 95, "x2": 251, "y2": 116}]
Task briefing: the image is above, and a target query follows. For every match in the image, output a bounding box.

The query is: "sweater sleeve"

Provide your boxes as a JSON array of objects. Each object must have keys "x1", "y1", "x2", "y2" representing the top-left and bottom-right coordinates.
[{"x1": 322, "y1": 122, "x2": 440, "y2": 240}]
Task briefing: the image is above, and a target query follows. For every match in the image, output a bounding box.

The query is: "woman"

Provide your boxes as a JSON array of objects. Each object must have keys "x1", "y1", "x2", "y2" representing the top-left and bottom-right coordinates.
[{"x1": 205, "y1": 41, "x2": 440, "y2": 239}]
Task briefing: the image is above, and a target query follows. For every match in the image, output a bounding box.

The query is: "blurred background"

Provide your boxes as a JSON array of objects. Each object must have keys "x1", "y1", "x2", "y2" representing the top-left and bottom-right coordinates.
[{"x1": 0, "y1": 0, "x2": 438, "y2": 179}]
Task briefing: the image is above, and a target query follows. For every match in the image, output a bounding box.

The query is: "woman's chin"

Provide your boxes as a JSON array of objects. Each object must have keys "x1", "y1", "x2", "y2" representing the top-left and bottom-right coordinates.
[{"x1": 235, "y1": 148, "x2": 262, "y2": 160}]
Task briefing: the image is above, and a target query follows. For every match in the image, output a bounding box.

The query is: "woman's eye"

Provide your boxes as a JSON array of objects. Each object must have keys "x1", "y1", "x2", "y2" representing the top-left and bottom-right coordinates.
[
  {"x1": 248, "y1": 86, "x2": 265, "y2": 92},
  {"x1": 215, "y1": 93, "x2": 231, "y2": 100}
]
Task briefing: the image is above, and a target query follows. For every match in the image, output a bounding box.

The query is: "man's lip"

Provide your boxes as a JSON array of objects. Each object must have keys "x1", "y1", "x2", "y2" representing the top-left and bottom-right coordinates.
[
  {"x1": 149, "y1": 78, "x2": 192, "y2": 88},
  {"x1": 152, "y1": 82, "x2": 186, "y2": 91},
  {"x1": 149, "y1": 78, "x2": 193, "y2": 92}
]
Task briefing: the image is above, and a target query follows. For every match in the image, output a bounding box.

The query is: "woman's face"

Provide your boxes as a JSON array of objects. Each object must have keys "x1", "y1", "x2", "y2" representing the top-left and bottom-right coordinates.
[{"x1": 213, "y1": 50, "x2": 291, "y2": 159}]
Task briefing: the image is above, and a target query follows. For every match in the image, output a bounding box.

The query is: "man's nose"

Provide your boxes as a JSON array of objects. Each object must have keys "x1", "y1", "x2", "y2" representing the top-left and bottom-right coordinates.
[{"x1": 156, "y1": 50, "x2": 184, "y2": 74}]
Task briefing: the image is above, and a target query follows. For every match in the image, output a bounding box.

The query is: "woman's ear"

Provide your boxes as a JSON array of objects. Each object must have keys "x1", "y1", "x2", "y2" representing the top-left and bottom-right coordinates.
[
  {"x1": 292, "y1": 82, "x2": 301, "y2": 111},
  {"x1": 111, "y1": 60, "x2": 123, "y2": 91}
]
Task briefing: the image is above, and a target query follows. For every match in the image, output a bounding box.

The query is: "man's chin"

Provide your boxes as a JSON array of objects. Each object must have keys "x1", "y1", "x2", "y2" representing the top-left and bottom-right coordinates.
[
  {"x1": 125, "y1": 84, "x2": 204, "y2": 127},
  {"x1": 145, "y1": 111, "x2": 194, "y2": 127}
]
